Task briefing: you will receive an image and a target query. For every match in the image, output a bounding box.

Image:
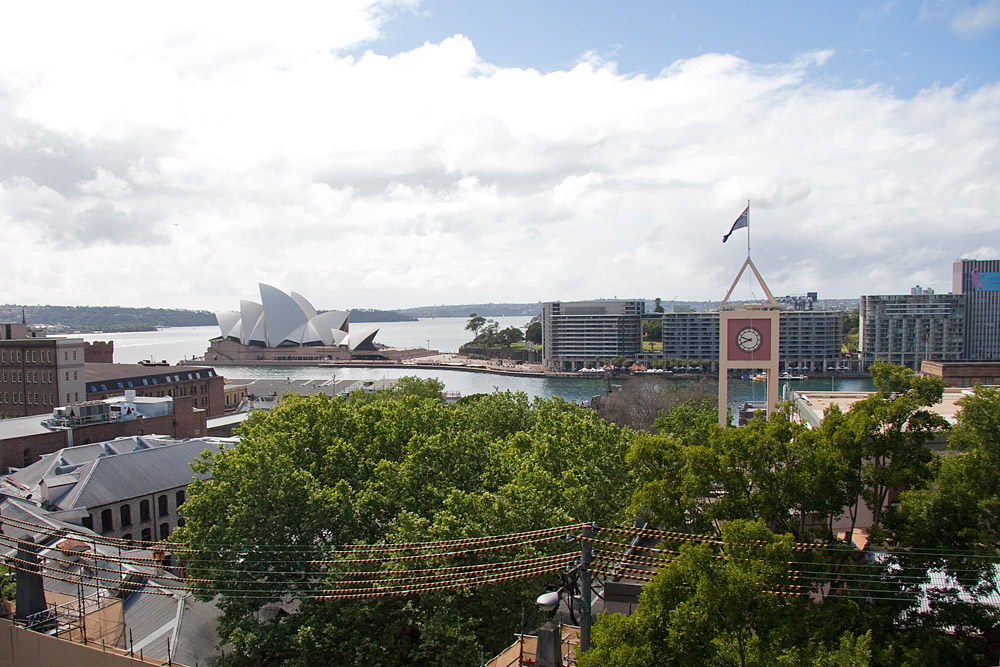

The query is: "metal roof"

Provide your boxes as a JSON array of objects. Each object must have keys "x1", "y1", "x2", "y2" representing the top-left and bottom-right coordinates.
[{"x1": 56, "y1": 439, "x2": 226, "y2": 510}]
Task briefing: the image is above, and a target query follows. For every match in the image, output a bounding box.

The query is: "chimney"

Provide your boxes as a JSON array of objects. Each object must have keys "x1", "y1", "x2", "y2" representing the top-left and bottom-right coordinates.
[
  {"x1": 535, "y1": 622, "x2": 561, "y2": 667},
  {"x1": 15, "y1": 536, "x2": 47, "y2": 622}
]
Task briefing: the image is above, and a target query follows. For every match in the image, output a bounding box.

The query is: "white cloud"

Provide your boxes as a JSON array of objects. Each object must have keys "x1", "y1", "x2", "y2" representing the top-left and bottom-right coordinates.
[
  {"x1": 951, "y1": 0, "x2": 1000, "y2": 34},
  {"x1": 0, "y1": 4, "x2": 997, "y2": 310}
]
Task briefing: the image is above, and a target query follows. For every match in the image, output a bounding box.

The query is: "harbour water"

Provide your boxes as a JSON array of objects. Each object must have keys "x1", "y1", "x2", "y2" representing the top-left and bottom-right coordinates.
[{"x1": 83, "y1": 322, "x2": 873, "y2": 412}]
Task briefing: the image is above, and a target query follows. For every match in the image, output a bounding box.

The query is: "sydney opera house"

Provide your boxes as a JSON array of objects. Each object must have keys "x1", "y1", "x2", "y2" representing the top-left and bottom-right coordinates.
[{"x1": 204, "y1": 284, "x2": 389, "y2": 363}]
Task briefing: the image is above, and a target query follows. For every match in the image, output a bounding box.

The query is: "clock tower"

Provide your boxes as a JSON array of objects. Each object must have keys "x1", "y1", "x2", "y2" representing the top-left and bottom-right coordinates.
[{"x1": 718, "y1": 257, "x2": 781, "y2": 426}]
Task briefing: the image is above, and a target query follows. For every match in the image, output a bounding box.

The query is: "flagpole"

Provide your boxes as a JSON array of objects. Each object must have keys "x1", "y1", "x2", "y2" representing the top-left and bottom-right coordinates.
[{"x1": 746, "y1": 199, "x2": 750, "y2": 259}]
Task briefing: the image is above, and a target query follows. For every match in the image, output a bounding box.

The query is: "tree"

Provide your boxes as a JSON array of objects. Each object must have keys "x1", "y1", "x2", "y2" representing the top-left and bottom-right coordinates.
[
  {"x1": 497, "y1": 325, "x2": 524, "y2": 348},
  {"x1": 643, "y1": 319, "x2": 662, "y2": 341},
  {"x1": 844, "y1": 362, "x2": 947, "y2": 536},
  {"x1": 596, "y1": 377, "x2": 715, "y2": 432},
  {"x1": 525, "y1": 320, "x2": 542, "y2": 345},
  {"x1": 174, "y1": 388, "x2": 636, "y2": 666},
  {"x1": 465, "y1": 313, "x2": 486, "y2": 339},
  {"x1": 890, "y1": 384, "x2": 1000, "y2": 637},
  {"x1": 581, "y1": 521, "x2": 805, "y2": 667}
]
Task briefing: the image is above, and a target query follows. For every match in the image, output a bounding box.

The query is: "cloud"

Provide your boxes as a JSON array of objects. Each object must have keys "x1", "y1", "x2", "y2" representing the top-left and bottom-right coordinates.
[
  {"x1": 0, "y1": 5, "x2": 997, "y2": 310},
  {"x1": 951, "y1": 0, "x2": 1000, "y2": 34}
]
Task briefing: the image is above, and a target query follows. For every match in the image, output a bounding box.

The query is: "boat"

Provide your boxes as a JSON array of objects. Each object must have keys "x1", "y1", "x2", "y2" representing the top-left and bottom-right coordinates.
[{"x1": 751, "y1": 372, "x2": 768, "y2": 382}]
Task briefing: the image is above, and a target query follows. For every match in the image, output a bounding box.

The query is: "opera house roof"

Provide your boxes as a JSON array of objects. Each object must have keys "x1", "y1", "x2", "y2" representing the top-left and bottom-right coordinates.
[{"x1": 215, "y1": 284, "x2": 379, "y2": 352}]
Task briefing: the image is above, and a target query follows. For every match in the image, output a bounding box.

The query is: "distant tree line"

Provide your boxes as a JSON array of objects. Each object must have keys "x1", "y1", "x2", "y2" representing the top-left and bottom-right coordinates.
[{"x1": 1, "y1": 304, "x2": 216, "y2": 331}]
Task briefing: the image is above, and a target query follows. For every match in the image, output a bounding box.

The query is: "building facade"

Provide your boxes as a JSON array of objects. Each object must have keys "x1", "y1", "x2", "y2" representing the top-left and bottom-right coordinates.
[
  {"x1": 0, "y1": 338, "x2": 86, "y2": 419},
  {"x1": 5, "y1": 436, "x2": 229, "y2": 544},
  {"x1": 660, "y1": 310, "x2": 844, "y2": 373},
  {"x1": 859, "y1": 293, "x2": 965, "y2": 370},
  {"x1": 542, "y1": 301, "x2": 644, "y2": 371},
  {"x1": 953, "y1": 259, "x2": 1000, "y2": 360},
  {"x1": 0, "y1": 394, "x2": 208, "y2": 473},
  {"x1": 85, "y1": 363, "x2": 226, "y2": 417}
]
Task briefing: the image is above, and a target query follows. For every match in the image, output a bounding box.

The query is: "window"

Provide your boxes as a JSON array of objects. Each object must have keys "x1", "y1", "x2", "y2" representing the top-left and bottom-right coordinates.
[
  {"x1": 120, "y1": 504, "x2": 132, "y2": 527},
  {"x1": 74, "y1": 370, "x2": 78, "y2": 380},
  {"x1": 101, "y1": 509, "x2": 113, "y2": 533},
  {"x1": 123, "y1": 533, "x2": 133, "y2": 543},
  {"x1": 74, "y1": 392, "x2": 78, "y2": 401},
  {"x1": 140, "y1": 499, "x2": 151, "y2": 522},
  {"x1": 177, "y1": 517, "x2": 186, "y2": 528},
  {"x1": 65, "y1": 371, "x2": 70, "y2": 381},
  {"x1": 175, "y1": 490, "x2": 185, "y2": 507},
  {"x1": 64, "y1": 351, "x2": 68, "y2": 361},
  {"x1": 159, "y1": 523, "x2": 170, "y2": 540},
  {"x1": 23, "y1": 448, "x2": 31, "y2": 467},
  {"x1": 72, "y1": 350, "x2": 77, "y2": 360},
  {"x1": 158, "y1": 494, "x2": 169, "y2": 516},
  {"x1": 141, "y1": 528, "x2": 151, "y2": 542},
  {"x1": 82, "y1": 515, "x2": 94, "y2": 530}
]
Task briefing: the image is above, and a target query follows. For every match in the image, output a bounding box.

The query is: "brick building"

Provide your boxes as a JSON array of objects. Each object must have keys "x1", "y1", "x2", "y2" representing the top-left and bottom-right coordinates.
[
  {"x1": 85, "y1": 363, "x2": 226, "y2": 417},
  {"x1": 0, "y1": 394, "x2": 207, "y2": 473},
  {"x1": 0, "y1": 338, "x2": 86, "y2": 419}
]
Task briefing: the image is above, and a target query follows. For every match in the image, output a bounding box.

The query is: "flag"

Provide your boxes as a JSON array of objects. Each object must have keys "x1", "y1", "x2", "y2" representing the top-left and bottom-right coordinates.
[{"x1": 723, "y1": 206, "x2": 749, "y2": 243}]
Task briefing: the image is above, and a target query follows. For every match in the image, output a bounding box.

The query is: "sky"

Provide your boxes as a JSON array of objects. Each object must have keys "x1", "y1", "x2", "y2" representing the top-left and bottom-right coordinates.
[{"x1": 1, "y1": 1, "x2": 998, "y2": 311}]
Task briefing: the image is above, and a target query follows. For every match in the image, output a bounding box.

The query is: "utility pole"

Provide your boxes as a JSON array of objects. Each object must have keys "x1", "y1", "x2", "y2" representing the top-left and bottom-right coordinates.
[{"x1": 580, "y1": 523, "x2": 594, "y2": 652}]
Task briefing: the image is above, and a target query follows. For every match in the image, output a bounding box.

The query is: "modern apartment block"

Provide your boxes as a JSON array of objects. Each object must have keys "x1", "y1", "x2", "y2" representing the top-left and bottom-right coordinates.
[
  {"x1": 542, "y1": 300, "x2": 644, "y2": 371},
  {"x1": 953, "y1": 259, "x2": 1000, "y2": 360},
  {"x1": 660, "y1": 310, "x2": 843, "y2": 373},
  {"x1": 859, "y1": 293, "x2": 965, "y2": 370},
  {"x1": 0, "y1": 337, "x2": 86, "y2": 418}
]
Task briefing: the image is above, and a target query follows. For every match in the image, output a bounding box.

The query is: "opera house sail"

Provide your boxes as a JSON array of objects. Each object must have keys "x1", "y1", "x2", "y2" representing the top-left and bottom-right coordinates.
[{"x1": 206, "y1": 284, "x2": 380, "y2": 363}]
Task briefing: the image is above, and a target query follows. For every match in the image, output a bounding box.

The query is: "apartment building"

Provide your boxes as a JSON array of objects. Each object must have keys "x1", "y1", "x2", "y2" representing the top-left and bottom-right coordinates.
[
  {"x1": 542, "y1": 300, "x2": 644, "y2": 371},
  {"x1": 953, "y1": 258, "x2": 1000, "y2": 360},
  {"x1": 660, "y1": 310, "x2": 843, "y2": 373},
  {"x1": 859, "y1": 293, "x2": 965, "y2": 370}
]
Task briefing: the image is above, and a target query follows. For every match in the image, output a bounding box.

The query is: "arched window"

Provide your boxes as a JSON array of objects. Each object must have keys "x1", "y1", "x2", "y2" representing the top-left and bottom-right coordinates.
[
  {"x1": 158, "y1": 494, "x2": 169, "y2": 516},
  {"x1": 140, "y1": 499, "x2": 150, "y2": 522},
  {"x1": 141, "y1": 528, "x2": 151, "y2": 542},
  {"x1": 120, "y1": 504, "x2": 132, "y2": 527},
  {"x1": 100, "y1": 509, "x2": 113, "y2": 533},
  {"x1": 159, "y1": 523, "x2": 170, "y2": 540}
]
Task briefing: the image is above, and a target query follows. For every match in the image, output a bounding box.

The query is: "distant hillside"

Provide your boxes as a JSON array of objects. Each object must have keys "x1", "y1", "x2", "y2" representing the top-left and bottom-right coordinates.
[
  {"x1": 0, "y1": 305, "x2": 216, "y2": 332},
  {"x1": 400, "y1": 303, "x2": 545, "y2": 318},
  {"x1": 348, "y1": 309, "x2": 417, "y2": 323}
]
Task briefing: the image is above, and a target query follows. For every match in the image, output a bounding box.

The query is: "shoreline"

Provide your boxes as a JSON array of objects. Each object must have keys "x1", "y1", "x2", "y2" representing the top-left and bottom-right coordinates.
[{"x1": 186, "y1": 356, "x2": 869, "y2": 382}]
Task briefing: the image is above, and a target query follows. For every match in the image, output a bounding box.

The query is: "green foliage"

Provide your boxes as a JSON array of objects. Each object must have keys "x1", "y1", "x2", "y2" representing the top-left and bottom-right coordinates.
[
  {"x1": 380, "y1": 376, "x2": 445, "y2": 401},
  {"x1": 176, "y1": 389, "x2": 635, "y2": 666},
  {"x1": 0, "y1": 304, "x2": 216, "y2": 331},
  {"x1": 525, "y1": 320, "x2": 542, "y2": 344},
  {"x1": 0, "y1": 564, "x2": 15, "y2": 601},
  {"x1": 464, "y1": 313, "x2": 486, "y2": 338},
  {"x1": 846, "y1": 362, "x2": 947, "y2": 534},
  {"x1": 642, "y1": 318, "x2": 662, "y2": 341},
  {"x1": 582, "y1": 520, "x2": 806, "y2": 667}
]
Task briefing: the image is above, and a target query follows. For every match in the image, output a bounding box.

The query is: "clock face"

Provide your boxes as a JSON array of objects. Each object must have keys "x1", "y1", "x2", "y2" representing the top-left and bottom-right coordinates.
[{"x1": 736, "y1": 326, "x2": 763, "y2": 353}]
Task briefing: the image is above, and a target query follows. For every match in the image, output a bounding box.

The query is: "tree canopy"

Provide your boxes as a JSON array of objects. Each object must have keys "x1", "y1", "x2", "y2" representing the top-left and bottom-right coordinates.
[{"x1": 175, "y1": 380, "x2": 635, "y2": 665}]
